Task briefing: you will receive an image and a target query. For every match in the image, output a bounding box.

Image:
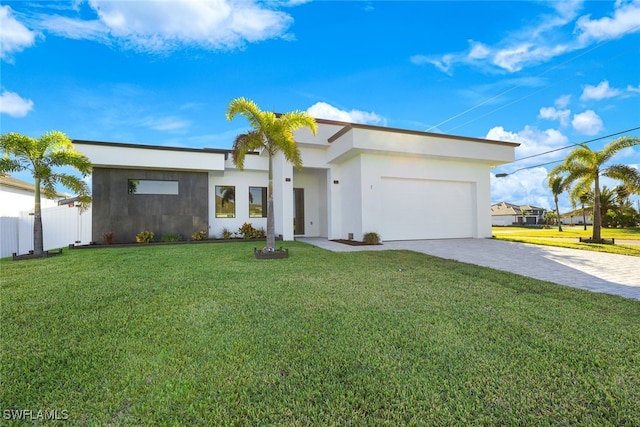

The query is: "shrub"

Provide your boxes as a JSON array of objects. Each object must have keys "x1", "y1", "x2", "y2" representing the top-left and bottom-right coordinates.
[
  {"x1": 161, "y1": 233, "x2": 181, "y2": 242},
  {"x1": 239, "y1": 222, "x2": 254, "y2": 239},
  {"x1": 252, "y1": 227, "x2": 265, "y2": 239},
  {"x1": 136, "y1": 230, "x2": 154, "y2": 243},
  {"x1": 102, "y1": 231, "x2": 115, "y2": 245},
  {"x1": 363, "y1": 232, "x2": 381, "y2": 244},
  {"x1": 191, "y1": 230, "x2": 207, "y2": 241},
  {"x1": 221, "y1": 228, "x2": 232, "y2": 240}
]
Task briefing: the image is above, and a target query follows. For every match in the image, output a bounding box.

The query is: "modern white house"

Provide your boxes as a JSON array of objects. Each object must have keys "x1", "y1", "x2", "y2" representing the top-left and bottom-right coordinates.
[
  {"x1": 491, "y1": 202, "x2": 546, "y2": 226},
  {"x1": 74, "y1": 118, "x2": 519, "y2": 244}
]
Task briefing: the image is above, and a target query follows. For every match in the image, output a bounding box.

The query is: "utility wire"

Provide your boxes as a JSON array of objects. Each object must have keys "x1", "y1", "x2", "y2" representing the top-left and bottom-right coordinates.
[
  {"x1": 444, "y1": 46, "x2": 639, "y2": 134},
  {"x1": 494, "y1": 126, "x2": 640, "y2": 176},
  {"x1": 426, "y1": 23, "x2": 640, "y2": 132},
  {"x1": 513, "y1": 126, "x2": 640, "y2": 162}
]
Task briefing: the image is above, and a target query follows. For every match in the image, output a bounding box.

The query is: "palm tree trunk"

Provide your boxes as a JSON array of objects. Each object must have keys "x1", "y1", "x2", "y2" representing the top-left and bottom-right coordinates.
[
  {"x1": 554, "y1": 197, "x2": 562, "y2": 232},
  {"x1": 33, "y1": 177, "x2": 44, "y2": 255},
  {"x1": 593, "y1": 174, "x2": 602, "y2": 242},
  {"x1": 266, "y1": 154, "x2": 275, "y2": 249}
]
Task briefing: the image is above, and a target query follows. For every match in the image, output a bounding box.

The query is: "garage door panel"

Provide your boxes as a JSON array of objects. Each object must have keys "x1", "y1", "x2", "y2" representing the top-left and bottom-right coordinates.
[{"x1": 381, "y1": 178, "x2": 474, "y2": 240}]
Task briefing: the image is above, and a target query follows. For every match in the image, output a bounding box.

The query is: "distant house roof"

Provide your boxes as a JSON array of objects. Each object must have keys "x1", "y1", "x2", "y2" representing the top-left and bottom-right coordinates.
[
  {"x1": 491, "y1": 202, "x2": 545, "y2": 216},
  {"x1": 0, "y1": 175, "x2": 67, "y2": 198}
]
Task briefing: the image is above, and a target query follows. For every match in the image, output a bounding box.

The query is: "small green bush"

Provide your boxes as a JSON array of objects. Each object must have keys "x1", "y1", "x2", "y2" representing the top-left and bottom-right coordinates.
[
  {"x1": 239, "y1": 222, "x2": 254, "y2": 239},
  {"x1": 252, "y1": 227, "x2": 265, "y2": 238},
  {"x1": 363, "y1": 232, "x2": 381, "y2": 244},
  {"x1": 136, "y1": 230, "x2": 154, "y2": 243},
  {"x1": 221, "y1": 228, "x2": 232, "y2": 240},
  {"x1": 191, "y1": 230, "x2": 207, "y2": 241},
  {"x1": 161, "y1": 233, "x2": 181, "y2": 242}
]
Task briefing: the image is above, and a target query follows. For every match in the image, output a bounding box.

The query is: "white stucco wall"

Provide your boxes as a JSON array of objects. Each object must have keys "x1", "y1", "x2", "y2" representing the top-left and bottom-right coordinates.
[
  {"x1": 76, "y1": 142, "x2": 226, "y2": 171},
  {"x1": 208, "y1": 169, "x2": 268, "y2": 238}
]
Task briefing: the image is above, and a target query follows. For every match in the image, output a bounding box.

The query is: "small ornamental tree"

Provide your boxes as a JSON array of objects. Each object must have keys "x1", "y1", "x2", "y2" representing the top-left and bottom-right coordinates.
[
  {"x1": 226, "y1": 98, "x2": 317, "y2": 249},
  {"x1": 0, "y1": 131, "x2": 92, "y2": 256}
]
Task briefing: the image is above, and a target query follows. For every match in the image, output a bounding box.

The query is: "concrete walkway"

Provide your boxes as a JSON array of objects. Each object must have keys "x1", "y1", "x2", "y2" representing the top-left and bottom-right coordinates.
[{"x1": 297, "y1": 238, "x2": 640, "y2": 301}]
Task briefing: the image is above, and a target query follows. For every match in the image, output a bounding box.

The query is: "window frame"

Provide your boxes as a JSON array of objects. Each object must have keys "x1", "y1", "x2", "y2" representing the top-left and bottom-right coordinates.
[
  {"x1": 249, "y1": 186, "x2": 268, "y2": 218},
  {"x1": 128, "y1": 179, "x2": 179, "y2": 195},
  {"x1": 215, "y1": 185, "x2": 236, "y2": 218}
]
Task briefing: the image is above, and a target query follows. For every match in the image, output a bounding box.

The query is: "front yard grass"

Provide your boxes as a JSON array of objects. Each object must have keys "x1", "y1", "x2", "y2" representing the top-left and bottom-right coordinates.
[
  {"x1": 1, "y1": 242, "x2": 639, "y2": 425},
  {"x1": 493, "y1": 226, "x2": 640, "y2": 257}
]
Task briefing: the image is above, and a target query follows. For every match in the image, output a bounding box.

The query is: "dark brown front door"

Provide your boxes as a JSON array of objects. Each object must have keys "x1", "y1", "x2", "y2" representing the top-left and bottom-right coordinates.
[{"x1": 293, "y1": 188, "x2": 305, "y2": 235}]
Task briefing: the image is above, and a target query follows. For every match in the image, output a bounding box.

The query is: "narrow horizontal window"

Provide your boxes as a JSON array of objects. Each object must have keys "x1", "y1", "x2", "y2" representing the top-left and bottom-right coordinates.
[
  {"x1": 215, "y1": 185, "x2": 235, "y2": 218},
  {"x1": 249, "y1": 187, "x2": 267, "y2": 218},
  {"x1": 128, "y1": 179, "x2": 179, "y2": 195}
]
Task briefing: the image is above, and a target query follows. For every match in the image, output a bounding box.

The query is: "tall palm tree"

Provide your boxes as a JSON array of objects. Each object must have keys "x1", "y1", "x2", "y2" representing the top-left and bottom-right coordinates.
[
  {"x1": 226, "y1": 98, "x2": 317, "y2": 249},
  {"x1": 0, "y1": 131, "x2": 91, "y2": 256},
  {"x1": 547, "y1": 174, "x2": 568, "y2": 231},
  {"x1": 550, "y1": 136, "x2": 639, "y2": 242}
]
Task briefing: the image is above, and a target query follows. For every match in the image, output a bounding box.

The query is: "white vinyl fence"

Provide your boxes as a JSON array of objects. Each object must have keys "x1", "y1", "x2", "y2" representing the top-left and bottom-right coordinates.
[{"x1": 0, "y1": 205, "x2": 92, "y2": 258}]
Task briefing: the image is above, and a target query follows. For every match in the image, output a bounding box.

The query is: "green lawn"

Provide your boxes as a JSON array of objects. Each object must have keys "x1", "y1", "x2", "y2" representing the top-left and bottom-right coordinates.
[
  {"x1": 493, "y1": 226, "x2": 640, "y2": 257},
  {"x1": 2, "y1": 242, "x2": 639, "y2": 425}
]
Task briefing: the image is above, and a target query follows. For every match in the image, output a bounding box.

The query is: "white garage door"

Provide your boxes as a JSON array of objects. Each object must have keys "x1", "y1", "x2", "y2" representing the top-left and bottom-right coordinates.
[{"x1": 381, "y1": 177, "x2": 475, "y2": 240}]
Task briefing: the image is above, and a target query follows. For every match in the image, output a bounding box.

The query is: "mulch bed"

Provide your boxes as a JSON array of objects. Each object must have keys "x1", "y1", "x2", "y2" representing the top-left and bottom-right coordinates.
[
  {"x1": 331, "y1": 239, "x2": 382, "y2": 246},
  {"x1": 579, "y1": 237, "x2": 615, "y2": 245},
  {"x1": 12, "y1": 248, "x2": 64, "y2": 261}
]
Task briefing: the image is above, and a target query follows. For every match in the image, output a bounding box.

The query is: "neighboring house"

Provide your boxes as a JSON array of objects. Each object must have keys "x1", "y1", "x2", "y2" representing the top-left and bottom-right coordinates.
[
  {"x1": 560, "y1": 208, "x2": 594, "y2": 225},
  {"x1": 74, "y1": 118, "x2": 518, "y2": 243},
  {"x1": 491, "y1": 202, "x2": 546, "y2": 226},
  {"x1": 0, "y1": 175, "x2": 64, "y2": 217}
]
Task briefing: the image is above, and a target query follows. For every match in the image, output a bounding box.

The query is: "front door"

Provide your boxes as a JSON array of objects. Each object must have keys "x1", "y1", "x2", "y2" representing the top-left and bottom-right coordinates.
[{"x1": 293, "y1": 188, "x2": 305, "y2": 235}]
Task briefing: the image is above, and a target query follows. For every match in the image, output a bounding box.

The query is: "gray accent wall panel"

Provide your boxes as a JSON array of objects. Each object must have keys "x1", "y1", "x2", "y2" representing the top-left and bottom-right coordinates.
[{"x1": 92, "y1": 168, "x2": 208, "y2": 243}]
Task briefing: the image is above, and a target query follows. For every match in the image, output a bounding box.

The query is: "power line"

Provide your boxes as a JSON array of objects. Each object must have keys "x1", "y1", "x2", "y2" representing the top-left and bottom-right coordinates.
[
  {"x1": 494, "y1": 126, "x2": 640, "y2": 177},
  {"x1": 444, "y1": 46, "x2": 640, "y2": 134},
  {"x1": 513, "y1": 126, "x2": 640, "y2": 162},
  {"x1": 426, "y1": 23, "x2": 640, "y2": 133}
]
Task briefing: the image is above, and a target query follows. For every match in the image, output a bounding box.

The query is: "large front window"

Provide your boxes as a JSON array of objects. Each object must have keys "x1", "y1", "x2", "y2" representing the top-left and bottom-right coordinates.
[
  {"x1": 215, "y1": 186, "x2": 235, "y2": 218},
  {"x1": 249, "y1": 187, "x2": 267, "y2": 218},
  {"x1": 128, "y1": 179, "x2": 179, "y2": 195}
]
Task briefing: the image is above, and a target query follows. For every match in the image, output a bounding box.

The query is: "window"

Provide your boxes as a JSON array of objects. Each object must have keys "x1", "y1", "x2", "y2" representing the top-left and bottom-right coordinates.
[
  {"x1": 128, "y1": 179, "x2": 178, "y2": 195},
  {"x1": 215, "y1": 186, "x2": 235, "y2": 218},
  {"x1": 249, "y1": 187, "x2": 267, "y2": 218}
]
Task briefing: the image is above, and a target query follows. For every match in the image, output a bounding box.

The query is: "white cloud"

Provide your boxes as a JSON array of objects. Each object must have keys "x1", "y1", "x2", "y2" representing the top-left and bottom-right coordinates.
[
  {"x1": 486, "y1": 125, "x2": 568, "y2": 164},
  {"x1": 142, "y1": 116, "x2": 190, "y2": 132},
  {"x1": 0, "y1": 90, "x2": 34, "y2": 117},
  {"x1": 576, "y1": 0, "x2": 640, "y2": 44},
  {"x1": 539, "y1": 107, "x2": 571, "y2": 126},
  {"x1": 412, "y1": 1, "x2": 640, "y2": 74},
  {"x1": 627, "y1": 84, "x2": 640, "y2": 93},
  {"x1": 38, "y1": 0, "x2": 296, "y2": 53},
  {"x1": 580, "y1": 80, "x2": 622, "y2": 101},
  {"x1": 491, "y1": 167, "x2": 554, "y2": 209},
  {"x1": 307, "y1": 102, "x2": 385, "y2": 125},
  {"x1": 554, "y1": 94, "x2": 572, "y2": 108},
  {"x1": 571, "y1": 110, "x2": 603, "y2": 135},
  {"x1": 0, "y1": 5, "x2": 37, "y2": 61}
]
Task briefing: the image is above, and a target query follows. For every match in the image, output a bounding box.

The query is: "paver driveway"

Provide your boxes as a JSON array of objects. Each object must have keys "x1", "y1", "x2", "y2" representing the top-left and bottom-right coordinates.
[{"x1": 298, "y1": 238, "x2": 640, "y2": 301}]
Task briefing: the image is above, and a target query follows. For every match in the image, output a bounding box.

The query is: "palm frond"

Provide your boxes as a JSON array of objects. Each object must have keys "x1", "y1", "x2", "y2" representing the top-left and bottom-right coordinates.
[
  {"x1": 604, "y1": 164, "x2": 640, "y2": 194},
  {"x1": 599, "y1": 136, "x2": 639, "y2": 163}
]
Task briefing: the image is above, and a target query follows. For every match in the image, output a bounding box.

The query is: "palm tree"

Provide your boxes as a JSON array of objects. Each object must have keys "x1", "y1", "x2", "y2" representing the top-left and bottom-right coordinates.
[
  {"x1": 547, "y1": 174, "x2": 568, "y2": 231},
  {"x1": 226, "y1": 98, "x2": 317, "y2": 249},
  {"x1": 550, "y1": 136, "x2": 639, "y2": 242},
  {"x1": 0, "y1": 131, "x2": 91, "y2": 256}
]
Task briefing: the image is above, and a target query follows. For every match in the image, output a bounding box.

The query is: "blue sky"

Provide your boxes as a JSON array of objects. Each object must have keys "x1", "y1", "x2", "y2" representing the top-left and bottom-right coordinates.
[{"x1": 2, "y1": 0, "x2": 639, "y2": 212}]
